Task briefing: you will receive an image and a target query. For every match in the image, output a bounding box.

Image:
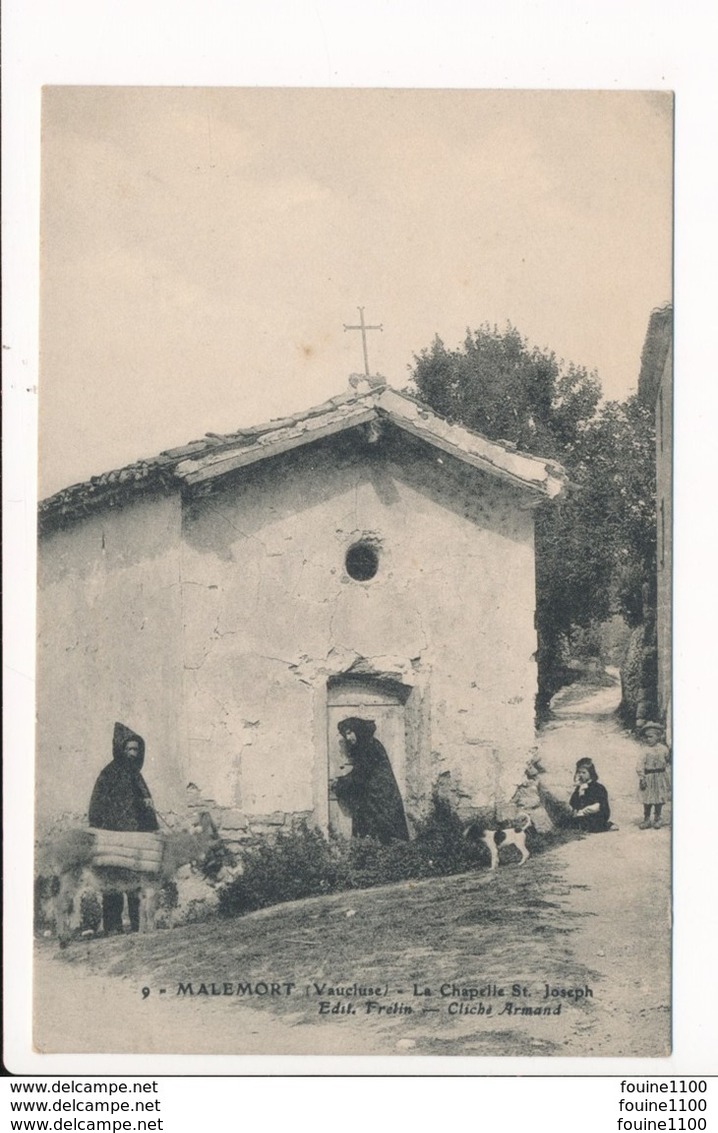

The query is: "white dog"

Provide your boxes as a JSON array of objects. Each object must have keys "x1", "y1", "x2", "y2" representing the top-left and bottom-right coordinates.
[{"x1": 465, "y1": 813, "x2": 534, "y2": 870}]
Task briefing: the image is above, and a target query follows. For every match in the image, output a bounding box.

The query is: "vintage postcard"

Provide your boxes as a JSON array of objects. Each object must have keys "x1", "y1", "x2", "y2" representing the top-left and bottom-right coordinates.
[{"x1": 32, "y1": 87, "x2": 673, "y2": 1060}]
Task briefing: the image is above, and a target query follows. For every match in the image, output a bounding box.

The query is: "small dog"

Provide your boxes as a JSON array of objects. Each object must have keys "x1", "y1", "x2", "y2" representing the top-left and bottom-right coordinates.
[{"x1": 464, "y1": 813, "x2": 534, "y2": 870}]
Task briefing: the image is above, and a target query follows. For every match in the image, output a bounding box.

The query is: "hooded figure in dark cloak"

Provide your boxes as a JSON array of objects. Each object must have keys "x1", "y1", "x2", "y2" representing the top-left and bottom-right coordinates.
[
  {"x1": 88, "y1": 723, "x2": 159, "y2": 933},
  {"x1": 333, "y1": 718, "x2": 409, "y2": 844},
  {"x1": 89, "y1": 723, "x2": 159, "y2": 833}
]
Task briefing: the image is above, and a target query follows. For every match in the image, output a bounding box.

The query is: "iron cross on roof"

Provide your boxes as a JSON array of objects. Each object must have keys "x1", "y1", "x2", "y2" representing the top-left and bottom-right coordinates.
[{"x1": 343, "y1": 307, "x2": 383, "y2": 376}]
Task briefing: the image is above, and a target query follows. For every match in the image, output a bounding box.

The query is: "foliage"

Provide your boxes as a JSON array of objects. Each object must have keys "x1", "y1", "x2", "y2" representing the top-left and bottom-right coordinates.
[
  {"x1": 618, "y1": 619, "x2": 659, "y2": 727},
  {"x1": 409, "y1": 324, "x2": 656, "y2": 715},
  {"x1": 217, "y1": 799, "x2": 485, "y2": 919},
  {"x1": 412, "y1": 324, "x2": 601, "y2": 459},
  {"x1": 218, "y1": 823, "x2": 345, "y2": 916},
  {"x1": 571, "y1": 397, "x2": 657, "y2": 617}
]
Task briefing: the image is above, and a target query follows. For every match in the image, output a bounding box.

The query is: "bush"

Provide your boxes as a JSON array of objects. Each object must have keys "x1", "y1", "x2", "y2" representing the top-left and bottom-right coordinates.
[
  {"x1": 217, "y1": 824, "x2": 346, "y2": 917},
  {"x1": 217, "y1": 797, "x2": 485, "y2": 919},
  {"x1": 619, "y1": 619, "x2": 658, "y2": 728},
  {"x1": 413, "y1": 794, "x2": 479, "y2": 875}
]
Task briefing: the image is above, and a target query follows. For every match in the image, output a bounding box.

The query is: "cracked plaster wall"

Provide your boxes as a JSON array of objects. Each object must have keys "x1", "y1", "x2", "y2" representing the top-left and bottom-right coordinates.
[
  {"x1": 180, "y1": 431, "x2": 539, "y2": 825},
  {"x1": 36, "y1": 493, "x2": 186, "y2": 834}
]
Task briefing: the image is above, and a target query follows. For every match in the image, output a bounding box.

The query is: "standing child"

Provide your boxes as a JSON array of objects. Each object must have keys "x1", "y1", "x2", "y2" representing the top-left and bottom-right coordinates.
[{"x1": 637, "y1": 721, "x2": 671, "y2": 828}]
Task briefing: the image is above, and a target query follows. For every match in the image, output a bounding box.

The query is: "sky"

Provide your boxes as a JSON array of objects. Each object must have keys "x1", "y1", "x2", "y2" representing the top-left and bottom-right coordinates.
[{"x1": 40, "y1": 87, "x2": 673, "y2": 498}]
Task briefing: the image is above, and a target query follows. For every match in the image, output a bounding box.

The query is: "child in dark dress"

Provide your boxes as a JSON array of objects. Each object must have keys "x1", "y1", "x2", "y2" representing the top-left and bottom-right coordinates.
[{"x1": 569, "y1": 757, "x2": 612, "y2": 832}]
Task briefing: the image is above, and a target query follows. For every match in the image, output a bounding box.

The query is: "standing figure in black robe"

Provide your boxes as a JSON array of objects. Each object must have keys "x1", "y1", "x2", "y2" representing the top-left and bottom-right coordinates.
[
  {"x1": 332, "y1": 717, "x2": 409, "y2": 843},
  {"x1": 88, "y1": 722, "x2": 159, "y2": 933}
]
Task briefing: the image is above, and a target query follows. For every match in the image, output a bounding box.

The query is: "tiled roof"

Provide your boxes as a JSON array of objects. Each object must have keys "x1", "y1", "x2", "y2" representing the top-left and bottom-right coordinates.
[{"x1": 39, "y1": 379, "x2": 567, "y2": 531}]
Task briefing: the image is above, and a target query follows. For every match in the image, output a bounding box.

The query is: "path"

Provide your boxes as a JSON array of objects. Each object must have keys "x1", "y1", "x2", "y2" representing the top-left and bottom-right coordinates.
[
  {"x1": 537, "y1": 668, "x2": 667, "y2": 829},
  {"x1": 534, "y1": 671, "x2": 671, "y2": 1055}
]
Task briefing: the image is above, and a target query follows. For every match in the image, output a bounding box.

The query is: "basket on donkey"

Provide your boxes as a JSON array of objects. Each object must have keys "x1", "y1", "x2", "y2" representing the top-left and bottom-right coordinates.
[{"x1": 88, "y1": 829, "x2": 166, "y2": 874}]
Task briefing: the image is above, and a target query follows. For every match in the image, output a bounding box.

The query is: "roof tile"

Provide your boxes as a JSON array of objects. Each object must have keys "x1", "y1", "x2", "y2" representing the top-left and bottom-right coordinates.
[{"x1": 39, "y1": 382, "x2": 567, "y2": 530}]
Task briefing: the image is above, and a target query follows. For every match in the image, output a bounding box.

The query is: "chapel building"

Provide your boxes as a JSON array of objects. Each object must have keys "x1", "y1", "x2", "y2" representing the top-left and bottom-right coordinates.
[{"x1": 37, "y1": 378, "x2": 567, "y2": 847}]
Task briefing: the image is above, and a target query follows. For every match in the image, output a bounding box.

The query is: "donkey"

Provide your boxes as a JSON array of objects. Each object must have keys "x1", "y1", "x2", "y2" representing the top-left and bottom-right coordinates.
[{"x1": 40, "y1": 812, "x2": 222, "y2": 946}]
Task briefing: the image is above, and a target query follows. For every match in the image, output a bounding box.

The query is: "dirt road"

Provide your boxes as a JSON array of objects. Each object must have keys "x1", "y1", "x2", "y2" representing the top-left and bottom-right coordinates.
[
  {"x1": 533, "y1": 673, "x2": 671, "y2": 1055},
  {"x1": 34, "y1": 675, "x2": 670, "y2": 1059}
]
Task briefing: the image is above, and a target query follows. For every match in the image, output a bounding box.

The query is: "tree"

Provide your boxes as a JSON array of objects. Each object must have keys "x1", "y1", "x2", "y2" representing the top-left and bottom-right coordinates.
[
  {"x1": 412, "y1": 325, "x2": 601, "y2": 460},
  {"x1": 409, "y1": 324, "x2": 656, "y2": 717},
  {"x1": 534, "y1": 395, "x2": 656, "y2": 712},
  {"x1": 573, "y1": 397, "x2": 656, "y2": 622}
]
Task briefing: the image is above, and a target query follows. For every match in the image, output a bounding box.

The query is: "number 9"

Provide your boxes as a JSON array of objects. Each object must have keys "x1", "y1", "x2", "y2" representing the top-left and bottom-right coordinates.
[{"x1": 142, "y1": 987, "x2": 151, "y2": 999}]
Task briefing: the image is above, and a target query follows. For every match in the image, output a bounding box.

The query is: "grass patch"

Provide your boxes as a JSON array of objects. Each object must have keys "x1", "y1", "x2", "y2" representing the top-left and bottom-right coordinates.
[{"x1": 40, "y1": 834, "x2": 610, "y2": 1057}]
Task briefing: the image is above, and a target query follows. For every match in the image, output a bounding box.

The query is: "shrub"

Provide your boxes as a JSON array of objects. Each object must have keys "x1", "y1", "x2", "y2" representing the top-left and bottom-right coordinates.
[
  {"x1": 412, "y1": 794, "x2": 480, "y2": 875},
  {"x1": 217, "y1": 796, "x2": 485, "y2": 920},
  {"x1": 217, "y1": 823, "x2": 346, "y2": 917}
]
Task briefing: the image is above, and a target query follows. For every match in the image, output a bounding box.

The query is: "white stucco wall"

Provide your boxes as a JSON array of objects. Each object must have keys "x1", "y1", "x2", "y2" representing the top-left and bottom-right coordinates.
[
  {"x1": 179, "y1": 429, "x2": 538, "y2": 826},
  {"x1": 36, "y1": 492, "x2": 186, "y2": 834}
]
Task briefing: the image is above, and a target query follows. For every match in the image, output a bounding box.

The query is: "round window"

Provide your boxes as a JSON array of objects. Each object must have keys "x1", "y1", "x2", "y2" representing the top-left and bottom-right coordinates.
[{"x1": 345, "y1": 541, "x2": 379, "y2": 581}]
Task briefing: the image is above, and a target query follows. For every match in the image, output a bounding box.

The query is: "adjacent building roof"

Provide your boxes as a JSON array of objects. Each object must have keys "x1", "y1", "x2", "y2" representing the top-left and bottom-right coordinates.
[{"x1": 39, "y1": 378, "x2": 568, "y2": 530}]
